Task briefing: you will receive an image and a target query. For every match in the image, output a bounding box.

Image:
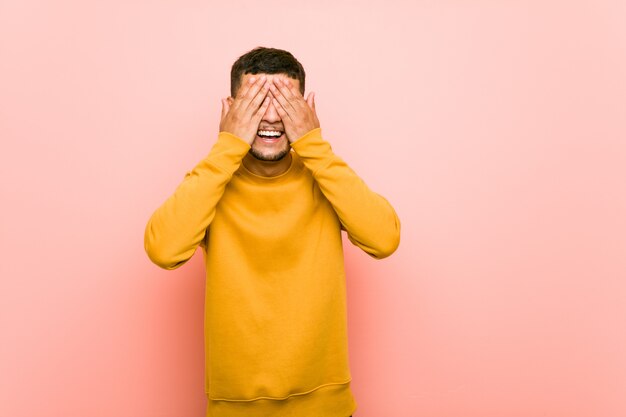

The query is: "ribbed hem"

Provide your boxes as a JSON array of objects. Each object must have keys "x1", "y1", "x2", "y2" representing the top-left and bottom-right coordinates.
[{"x1": 206, "y1": 381, "x2": 357, "y2": 417}]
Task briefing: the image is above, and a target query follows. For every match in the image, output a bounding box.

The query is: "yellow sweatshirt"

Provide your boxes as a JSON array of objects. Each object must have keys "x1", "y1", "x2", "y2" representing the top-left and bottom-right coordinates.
[{"x1": 144, "y1": 128, "x2": 400, "y2": 417}]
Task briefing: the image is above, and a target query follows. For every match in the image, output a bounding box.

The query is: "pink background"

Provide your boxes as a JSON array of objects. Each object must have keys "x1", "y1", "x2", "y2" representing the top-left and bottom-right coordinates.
[{"x1": 1, "y1": 1, "x2": 625, "y2": 416}]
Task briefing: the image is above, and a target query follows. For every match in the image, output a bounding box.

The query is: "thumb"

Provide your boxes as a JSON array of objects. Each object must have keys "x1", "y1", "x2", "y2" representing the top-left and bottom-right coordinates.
[
  {"x1": 220, "y1": 98, "x2": 229, "y2": 119},
  {"x1": 306, "y1": 92, "x2": 316, "y2": 111}
]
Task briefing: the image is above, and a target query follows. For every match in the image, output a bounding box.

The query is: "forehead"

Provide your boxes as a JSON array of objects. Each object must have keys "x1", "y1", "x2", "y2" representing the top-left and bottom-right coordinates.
[{"x1": 239, "y1": 72, "x2": 300, "y2": 89}]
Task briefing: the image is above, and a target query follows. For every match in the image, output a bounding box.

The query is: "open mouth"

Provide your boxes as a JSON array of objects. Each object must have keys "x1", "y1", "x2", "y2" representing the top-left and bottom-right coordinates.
[{"x1": 256, "y1": 130, "x2": 285, "y2": 143}]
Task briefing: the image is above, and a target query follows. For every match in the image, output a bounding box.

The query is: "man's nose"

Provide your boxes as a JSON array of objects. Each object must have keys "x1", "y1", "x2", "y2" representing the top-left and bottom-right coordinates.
[{"x1": 262, "y1": 97, "x2": 281, "y2": 122}]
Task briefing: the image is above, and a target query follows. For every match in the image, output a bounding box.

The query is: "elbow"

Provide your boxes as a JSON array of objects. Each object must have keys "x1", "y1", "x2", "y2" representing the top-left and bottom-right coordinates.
[
  {"x1": 144, "y1": 226, "x2": 188, "y2": 270},
  {"x1": 368, "y1": 217, "x2": 401, "y2": 259},
  {"x1": 145, "y1": 245, "x2": 185, "y2": 270},
  {"x1": 354, "y1": 222, "x2": 401, "y2": 260},
  {"x1": 369, "y1": 231, "x2": 400, "y2": 259}
]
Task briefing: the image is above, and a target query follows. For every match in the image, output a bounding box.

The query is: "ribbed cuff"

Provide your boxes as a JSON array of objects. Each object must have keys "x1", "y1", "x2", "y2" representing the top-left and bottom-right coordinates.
[
  {"x1": 197, "y1": 131, "x2": 251, "y2": 173},
  {"x1": 290, "y1": 128, "x2": 337, "y2": 175}
]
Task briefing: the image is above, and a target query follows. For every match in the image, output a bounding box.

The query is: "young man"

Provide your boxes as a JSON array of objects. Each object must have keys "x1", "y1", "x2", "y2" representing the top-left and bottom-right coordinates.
[{"x1": 144, "y1": 47, "x2": 400, "y2": 417}]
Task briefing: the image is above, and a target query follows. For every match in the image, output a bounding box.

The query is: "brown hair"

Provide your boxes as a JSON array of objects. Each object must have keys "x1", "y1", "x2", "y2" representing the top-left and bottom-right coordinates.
[{"x1": 230, "y1": 46, "x2": 306, "y2": 98}]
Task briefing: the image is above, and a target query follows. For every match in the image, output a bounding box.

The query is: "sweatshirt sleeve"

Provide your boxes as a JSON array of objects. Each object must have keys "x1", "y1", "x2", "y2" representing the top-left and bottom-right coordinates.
[
  {"x1": 144, "y1": 132, "x2": 250, "y2": 270},
  {"x1": 290, "y1": 128, "x2": 401, "y2": 259}
]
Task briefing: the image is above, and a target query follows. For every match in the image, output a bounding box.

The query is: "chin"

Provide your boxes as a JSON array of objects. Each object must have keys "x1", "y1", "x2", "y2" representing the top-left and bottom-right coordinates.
[
  {"x1": 249, "y1": 140, "x2": 290, "y2": 162},
  {"x1": 249, "y1": 147, "x2": 290, "y2": 162}
]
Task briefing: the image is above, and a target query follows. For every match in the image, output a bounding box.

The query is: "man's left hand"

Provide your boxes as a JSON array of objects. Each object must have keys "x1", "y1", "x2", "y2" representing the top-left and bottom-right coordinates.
[{"x1": 269, "y1": 77, "x2": 320, "y2": 143}]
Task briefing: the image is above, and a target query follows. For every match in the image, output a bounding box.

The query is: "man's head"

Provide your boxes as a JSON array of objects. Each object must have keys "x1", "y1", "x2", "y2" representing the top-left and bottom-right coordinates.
[
  {"x1": 228, "y1": 47, "x2": 306, "y2": 162},
  {"x1": 230, "y1": 47, "x2": 305, "y2": 98}
]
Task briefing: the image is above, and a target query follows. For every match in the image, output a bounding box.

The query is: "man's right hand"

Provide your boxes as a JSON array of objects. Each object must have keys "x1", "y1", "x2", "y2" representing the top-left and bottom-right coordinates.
[{"x1": 219, "y1": 75, "x2": 271, "y2": 145}]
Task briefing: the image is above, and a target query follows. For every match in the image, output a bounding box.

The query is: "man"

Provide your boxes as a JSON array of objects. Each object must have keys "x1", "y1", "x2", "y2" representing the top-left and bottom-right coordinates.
[{"x1": 144, "y1": 46, "x2": 400, "y2": 417}]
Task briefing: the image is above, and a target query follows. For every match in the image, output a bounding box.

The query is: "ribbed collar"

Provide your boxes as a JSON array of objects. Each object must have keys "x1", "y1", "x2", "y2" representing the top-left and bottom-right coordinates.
[{"x1": 236, "y1": 150, "x2": 304, "y2": 184}]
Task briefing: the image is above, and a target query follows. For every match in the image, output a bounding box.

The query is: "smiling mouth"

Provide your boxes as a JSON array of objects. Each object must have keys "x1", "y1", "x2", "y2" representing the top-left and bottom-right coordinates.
[{"x1": 256, "y1": 130, "x2": 285, "y2": 143}]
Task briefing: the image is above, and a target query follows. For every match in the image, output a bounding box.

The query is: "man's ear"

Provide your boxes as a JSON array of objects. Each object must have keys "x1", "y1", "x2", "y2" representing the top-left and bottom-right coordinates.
[{"x1": 227, "y1": 96, "x2": 234, "y2": 106}]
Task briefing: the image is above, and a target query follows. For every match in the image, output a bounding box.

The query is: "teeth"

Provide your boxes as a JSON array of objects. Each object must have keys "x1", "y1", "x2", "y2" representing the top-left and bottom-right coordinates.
[{"x1": 258, "y1": 130, "x2": 282, "y2": 137}]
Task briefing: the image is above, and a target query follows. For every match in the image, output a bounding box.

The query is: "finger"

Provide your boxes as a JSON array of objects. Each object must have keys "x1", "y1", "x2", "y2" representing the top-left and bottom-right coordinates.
[
  {"x1": 221, "y1": 98, "x2": 230, "y2": 119},
  {"x1": 235, "y1": 75, "x2": 261, "y2": 101},
  {"x1": 306, "y1": 92, "x2": 314, "y2": 110},
  {"x1": 274, "y1": 77, "x2": 302, "y2": 106},
  {"x1": 282, "y1": 77, "x2": 300, "y2": 95},
  {"x1": 233, "y1": 76, "x2": 266, "y2": 114},
  {"x1": 269, "y1": 79, "x2": 296, "y2": 114},
  {"x1": 245, "y1": 78, "x2": 271, "y2": 113},
  {"x1": 253, "y1": 95, "x2": 272, "y2": 121},
  {"x1": 271, "y1": 96, "x2": 292, "y2": 122},
  {"x1": 281, "y1": 78, "x2": 307, "y2": 108}
]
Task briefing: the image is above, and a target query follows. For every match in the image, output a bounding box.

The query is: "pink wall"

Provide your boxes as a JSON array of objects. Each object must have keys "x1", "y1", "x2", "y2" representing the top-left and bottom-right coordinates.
[{"x1": 1, "y1": 1, "x2": 625, "y2": 416}]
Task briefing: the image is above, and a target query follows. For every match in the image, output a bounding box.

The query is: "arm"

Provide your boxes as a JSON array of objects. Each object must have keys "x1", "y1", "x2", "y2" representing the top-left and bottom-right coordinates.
[
  {"x1": 291, "y1": 128, "x2": 401, "y2": 259},
  {"x1": 269, "y1": 77, "x2": 400, "y2": 259},
  {"x1": 144, "y1": 75, "x2": 272, "y2": 269},
  {"x1": 144, "y1": 133, "x2": 250, "y2": 269}
]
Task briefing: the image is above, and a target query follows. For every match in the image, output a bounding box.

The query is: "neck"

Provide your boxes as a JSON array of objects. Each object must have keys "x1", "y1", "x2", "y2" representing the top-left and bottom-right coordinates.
[{"x1": 242, "y1": 152, "x2": 292, "y2": 177}]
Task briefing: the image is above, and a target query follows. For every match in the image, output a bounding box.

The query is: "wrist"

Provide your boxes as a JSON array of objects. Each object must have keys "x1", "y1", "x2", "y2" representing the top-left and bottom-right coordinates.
[
  {"x1": 217, "y1": 131, "x2": 252, "y2": 150},
  {"x1": 220, "y1": 130, "x2": 254, "y2": 145},
  {"x1": 290, "y1": 127, "x2": 323, "y2": 145}
]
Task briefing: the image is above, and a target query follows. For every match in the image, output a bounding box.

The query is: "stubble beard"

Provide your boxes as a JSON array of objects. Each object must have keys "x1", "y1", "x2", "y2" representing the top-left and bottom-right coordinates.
[{"x1": 249, "y1": 140, "x2": 291, "y2": 162}]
